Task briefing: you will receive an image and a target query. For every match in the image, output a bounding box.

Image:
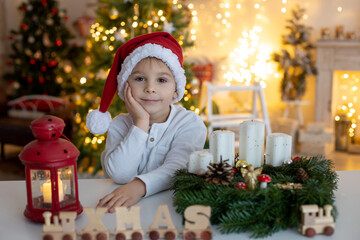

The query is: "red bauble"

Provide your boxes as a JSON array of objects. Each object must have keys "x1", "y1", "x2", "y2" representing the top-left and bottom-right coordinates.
[
  {"x1": 64, "y1": 15, "x2": 69, "y2": 21},
  {"x1": 21, "y1": 23, "x2": 28, "y2": 30},
  {"x1": 41, "y1": 66, "x2": 47, "y2": 72},
  {"x1": 20, "y1": 6, "x2": 27, "y2": 11},
  {"x1": 235, "y1": 182, "x2": 247, "y2": 190},
  {"x1": 48, "y1": 60, "x2": 57, "y2": 67},
  {"x1": 30, "y1": 59, "x2": 36, "y2": 65},
  {"x1": 27, "y1": 78, "x2": 33, "y2": 83},
  {"x1": 41, "y1": 0, "x2": 47, "y2": 6},
  {"x1": 51, "y1": 8, "x2": 57, "y2": 15},
  {"x1": 7, "y1": 60, "x2": 13, "y2": 65},
  {"x1": 38, "y1": 77, "x2": 45, "y2": 84},
  {"x1": 56, "y1": 40, "x2": 62, "y2": 46}
]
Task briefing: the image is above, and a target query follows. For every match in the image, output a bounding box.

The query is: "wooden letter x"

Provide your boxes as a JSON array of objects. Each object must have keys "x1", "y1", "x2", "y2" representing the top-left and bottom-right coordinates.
[{"x1": 82, "y1": 207, "x2": 108, "y2": 232}]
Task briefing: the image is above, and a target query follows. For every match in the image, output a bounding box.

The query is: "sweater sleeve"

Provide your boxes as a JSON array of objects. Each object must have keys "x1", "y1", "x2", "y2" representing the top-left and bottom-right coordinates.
[
  {"x1": 101, "y1": 116, "x2": 148, "y2": 184},
  {"x1": 137, "y1": 113, "x2": 207, "y2": 197}
]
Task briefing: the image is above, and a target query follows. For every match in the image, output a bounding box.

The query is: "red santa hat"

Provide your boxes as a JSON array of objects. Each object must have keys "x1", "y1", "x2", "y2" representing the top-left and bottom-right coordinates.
[{"x1": 86, "y1": 32, "x2": 186, "y2": 135}]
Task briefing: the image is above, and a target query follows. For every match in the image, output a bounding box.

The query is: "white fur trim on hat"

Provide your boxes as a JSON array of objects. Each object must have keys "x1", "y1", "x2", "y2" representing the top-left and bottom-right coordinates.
[
  {"x1": 86, "y1": 109, "x2": 112, "y2": 135},
  {"x1": 117, "y1": 43, "x2": 186, "y2": 103}
]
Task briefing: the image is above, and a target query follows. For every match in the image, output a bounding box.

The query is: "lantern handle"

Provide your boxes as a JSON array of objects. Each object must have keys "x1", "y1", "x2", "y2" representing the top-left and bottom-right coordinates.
[{"x1": 54, "y1": 128, "x2": 71, "y2": 142}]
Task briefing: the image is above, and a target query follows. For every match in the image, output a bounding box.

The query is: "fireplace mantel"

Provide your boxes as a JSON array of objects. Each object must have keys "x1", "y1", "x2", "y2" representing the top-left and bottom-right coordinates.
[{"x1": 315, "y1": 40, "x2": 360, "y2": 126}]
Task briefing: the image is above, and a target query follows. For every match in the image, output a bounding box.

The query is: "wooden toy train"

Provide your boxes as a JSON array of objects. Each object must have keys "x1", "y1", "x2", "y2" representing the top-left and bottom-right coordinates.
[{"x1": 300, "y1": 204, "x2": 335, "y2": 237}]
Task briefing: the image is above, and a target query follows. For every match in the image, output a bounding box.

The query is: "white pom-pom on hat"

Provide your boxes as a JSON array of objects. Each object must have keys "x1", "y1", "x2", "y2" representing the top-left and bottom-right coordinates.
[
  {"x1": 85, "y1": 32, "x2": 185, "y2": 135},
  {"x1": 86, "y1": 110, "x2": 112, "y2": 135}
]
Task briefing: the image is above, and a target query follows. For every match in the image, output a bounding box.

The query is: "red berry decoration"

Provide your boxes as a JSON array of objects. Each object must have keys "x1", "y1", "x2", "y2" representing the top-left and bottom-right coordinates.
[
  {"x1": 231, "y1": 168, "x2": 236, "y2": 174},
  {"x1": 38, "y1": 77, "x2": 45, "y2": 84},
  {"x1": 292, "y1": 156, "x2": 300, "y2": 162},
  {"x1": 235, "y1": 182, "x2": 247, "y2": 190},
  {"x1": 51, "y1": 9, "x2": 57, "y2": 15},
  {"x1": 30, "y1": 59, "x2": 36, "y2": 65},
  {"x1": 41, "y1": 66, "x2": 47, "y2": 72},
  {"x1": 42, "y1": 0, "x2": 48, "y2": 6}
]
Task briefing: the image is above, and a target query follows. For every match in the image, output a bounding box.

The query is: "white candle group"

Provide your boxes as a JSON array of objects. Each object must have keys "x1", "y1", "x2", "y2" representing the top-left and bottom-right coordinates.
[
  {"x1": 266, "y1": 133, "x2": 292, "y2": 166},
  {"x1": 238, "y1": 120, "x2": 265, "y2": 168},
  {"x1": 188, "y1": 150, "x2": 213, "y2": 175},
  {"x1": 210, "y1": 130, "x2": 235, "y2": 166}
]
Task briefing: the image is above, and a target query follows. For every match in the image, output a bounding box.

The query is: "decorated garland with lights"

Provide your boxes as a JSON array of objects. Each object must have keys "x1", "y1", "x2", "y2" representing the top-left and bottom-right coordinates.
[{"x1": 171, "y1": 156, "x2": 338, "y2": 238}]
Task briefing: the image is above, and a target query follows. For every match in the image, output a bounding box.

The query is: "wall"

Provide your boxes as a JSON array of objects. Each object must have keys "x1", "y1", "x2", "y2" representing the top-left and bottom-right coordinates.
[{"x1": 1, "y1": 0, "x2": 360, "y2": 125}]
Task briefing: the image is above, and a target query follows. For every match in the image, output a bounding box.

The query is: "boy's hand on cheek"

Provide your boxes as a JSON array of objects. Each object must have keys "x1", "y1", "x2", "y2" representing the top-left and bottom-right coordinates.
[
  {"x1": 124, "y1": 82, "x2": 149, "y2": 132},
  {"x1": 96, "y1": 179, "x2": 146, "y2": 213}
]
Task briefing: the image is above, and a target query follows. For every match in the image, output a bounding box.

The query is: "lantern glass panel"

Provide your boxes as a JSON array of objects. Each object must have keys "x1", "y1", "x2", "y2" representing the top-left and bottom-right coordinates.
[
  {"x1": 30, "y1": 169, "x2": 52, "y2": 209},
  {"x1": 57, "y1": 166, "x2": 76, "y2": 208}
]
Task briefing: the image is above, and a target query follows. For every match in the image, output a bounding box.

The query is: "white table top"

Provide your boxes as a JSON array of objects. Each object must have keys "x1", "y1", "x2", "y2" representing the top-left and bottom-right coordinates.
[{"x1": 1, "y1": 170, "x2": 359, "y2": 240}]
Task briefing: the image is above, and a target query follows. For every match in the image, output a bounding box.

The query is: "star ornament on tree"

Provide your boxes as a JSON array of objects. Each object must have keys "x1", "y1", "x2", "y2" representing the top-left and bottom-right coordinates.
[{"x1": 163, "y1": 20, "x2": 175, "y2": 33}]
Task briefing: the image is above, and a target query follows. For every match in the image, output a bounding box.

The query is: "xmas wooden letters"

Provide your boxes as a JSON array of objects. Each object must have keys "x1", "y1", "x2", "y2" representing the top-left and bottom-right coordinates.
[{"x1": 42, "y1": 204, "x2": 212, "y2": 240}]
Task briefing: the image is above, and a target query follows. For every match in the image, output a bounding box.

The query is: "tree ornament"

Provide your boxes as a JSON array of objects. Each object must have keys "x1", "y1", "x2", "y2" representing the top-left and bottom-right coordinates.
[
  {"x1": 241, "y1": 164, "x2": 263, "y2": 190},
  {"x1": 109, "y1": 7, "x2": 119, "y2": 20},
  {"x1": 21, "y1": 23, "x2": 28, "y2": 30},
  {"x1": 28, "y1": 36, "x2": 35, "y2": 43},
  {"x1": 163, "y1": 20, "x2": 175, "y2": 33},
  {"x1": 205, "y1": 157, "x2": 233, "y2": 185},
  {"x1": 296, "y1": 168, "x2": 309, "y2": 183}
]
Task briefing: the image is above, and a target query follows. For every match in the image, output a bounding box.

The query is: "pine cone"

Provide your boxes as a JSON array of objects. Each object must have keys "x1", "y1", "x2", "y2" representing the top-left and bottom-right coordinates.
[
  {"x1": 205, "y1": 158, "x2": 233, "y2": 185},
  {"x1": 296, "y1": 168, "x2": 309, "y2": 183}
]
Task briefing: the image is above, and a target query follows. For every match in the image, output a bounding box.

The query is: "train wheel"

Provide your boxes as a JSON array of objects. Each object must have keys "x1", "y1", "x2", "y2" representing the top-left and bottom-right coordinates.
[
  {"x1": 164, "y1": 231, "x2": 176, "y2": 240},
  {"x1": 43, "y1": 234, "x2": 53, "y2": 240},
  {"x1": 62, "y1": 234, "x2": 73, "y2": 240},
  {"x1": 184, "y1": 231, "x2": 195, "y2": 240},
  {"x1": 149, "y1": 230, "x2": 160, "y2": 240},
  {"x1": 305, "y1": 228, "x2": 316, "y2": 237},
  {"x1": 81, "y1": 233, "x2": 92, "y2": 240},
  {"x1": 131, "y1": 231, "x2": 142, "y2": 240},
  {"x1": 115, "y1": 233, "x2": 126, "y2": 240},
  {"x1": 200, "y1": 230, "x2": 212, "y2": 240},
  {"x1": 324, "y1": 226, "x2": 334, "y2": 236}
]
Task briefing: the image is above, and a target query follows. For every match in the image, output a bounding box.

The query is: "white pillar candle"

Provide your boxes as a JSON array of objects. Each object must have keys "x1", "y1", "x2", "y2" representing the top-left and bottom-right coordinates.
[
  {"x1": 239, "y1": 120, "x2": 265, "y2": 168},
  {"x1": 210, "y1": 130, "x2": 235, "y2": 166},
  {"x1": 41, "y1": 178, "x2": 64, "y2": 203},
  {"x1": 266, "y1": 133, "x2": 292, "y2": 166},
  {"x1": 188, "y1": 150, "x2": 213, "y2": 175}
]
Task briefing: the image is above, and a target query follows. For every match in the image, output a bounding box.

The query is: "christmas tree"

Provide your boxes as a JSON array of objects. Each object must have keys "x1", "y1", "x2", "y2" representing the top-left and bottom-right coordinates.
[
  {"x1": 4, "y1": 0, "x2": 85, "y2": 98},
  {"x1": 72, "y1": 0, "x2": 199, "y2": 173},
  {"x1": 272, "y1": 5, "x2": 317, "y2": 101}
]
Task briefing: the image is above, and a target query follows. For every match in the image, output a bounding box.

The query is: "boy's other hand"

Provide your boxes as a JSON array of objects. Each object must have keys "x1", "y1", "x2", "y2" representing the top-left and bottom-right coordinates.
[{"x1": 96, "y1": 178, "x2": 146, "y2": 213}]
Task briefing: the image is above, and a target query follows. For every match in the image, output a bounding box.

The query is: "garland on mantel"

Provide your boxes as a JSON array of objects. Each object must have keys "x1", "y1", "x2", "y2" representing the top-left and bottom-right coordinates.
[{"x1": 171, "y1": 156, "x2": 338, "y2": 238}]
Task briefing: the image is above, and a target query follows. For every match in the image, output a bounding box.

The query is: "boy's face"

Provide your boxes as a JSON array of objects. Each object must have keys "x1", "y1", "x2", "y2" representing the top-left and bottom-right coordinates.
[{"x1": 127, "y1": 57, "x2": 178, "y2": 122}]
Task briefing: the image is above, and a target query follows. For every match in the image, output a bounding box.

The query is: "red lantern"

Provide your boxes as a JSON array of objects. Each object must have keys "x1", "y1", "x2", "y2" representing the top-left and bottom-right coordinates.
[{"x1": 19, "y1": 115, "x2": 83, "y2": 222}]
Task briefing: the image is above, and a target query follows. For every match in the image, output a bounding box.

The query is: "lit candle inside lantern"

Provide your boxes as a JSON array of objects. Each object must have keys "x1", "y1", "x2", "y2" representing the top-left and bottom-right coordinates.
[
  {"x1": 210, "y1": 130, "x2": 235, "y2": 166},
  {"x1": 42, "y1": 180, "x2": 52, "y2": 203},
  {"x1": 265, "y1": 133, "x2": 292, "y2": 166},
  {"x1": 41, "y1": 178, "x2": 64, "y2": 203},
  {"x1": 188, "y1": 150, "x2": 213, "y2": 175},
  {"x1": 239, "y1": 120, "x2": 265, "y2": 168}
]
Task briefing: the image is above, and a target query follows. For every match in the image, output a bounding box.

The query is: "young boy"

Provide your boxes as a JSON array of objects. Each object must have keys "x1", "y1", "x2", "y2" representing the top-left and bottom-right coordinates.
[{"x1": 86, "y1": 32, "x2": 207, "y2": 212}]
